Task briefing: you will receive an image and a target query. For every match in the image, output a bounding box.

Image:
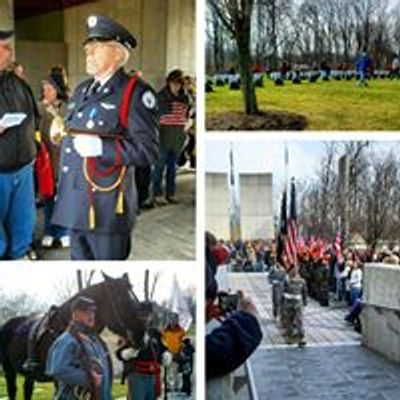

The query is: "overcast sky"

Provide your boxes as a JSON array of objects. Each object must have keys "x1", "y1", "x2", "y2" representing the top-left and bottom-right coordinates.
[
  {"x1": 205, "y1": 139, "x2": 400, "y2": 206},
  {"x1": 0, "y1": 265, "x2": 196, "y2": 307}
]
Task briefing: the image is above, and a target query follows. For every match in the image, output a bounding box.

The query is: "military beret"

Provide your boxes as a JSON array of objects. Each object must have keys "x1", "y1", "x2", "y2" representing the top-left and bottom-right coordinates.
[
  {"x1": 84, "y1": 15, "x2": 136, "y2": 50},
  {"x1": 0, "y1": 30, "x2": 14, "y2": 40},
  {"x1": 71, "y1": 296, "x2": 97, "y2": 312}
]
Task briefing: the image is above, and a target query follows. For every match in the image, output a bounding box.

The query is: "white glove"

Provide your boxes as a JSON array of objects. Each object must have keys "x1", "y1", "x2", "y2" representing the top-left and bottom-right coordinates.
[
  {"x1": 120, "y1": 348, "x2": 139, "y2": 360},
  {"x1": 162, "y1": 351, "x2": 173, "y2": 367},
  {"x1": 73, "y1": 134, "x2": 103, "y2": 157},
  {"x1": 0, "y1": 124, "x2": 5, "y2": 135}
]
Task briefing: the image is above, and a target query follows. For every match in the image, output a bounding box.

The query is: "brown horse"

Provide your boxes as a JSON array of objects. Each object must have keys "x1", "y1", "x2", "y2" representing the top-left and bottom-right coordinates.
[{"x1": 0, "y1": 272, "x2": 152, "y2": 400}]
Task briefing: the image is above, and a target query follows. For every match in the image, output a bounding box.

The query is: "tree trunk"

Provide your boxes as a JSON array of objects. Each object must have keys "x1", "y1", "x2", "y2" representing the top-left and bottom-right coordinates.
[{"x1": 237, "y1": 30, "x2": 258, "y2": 115}]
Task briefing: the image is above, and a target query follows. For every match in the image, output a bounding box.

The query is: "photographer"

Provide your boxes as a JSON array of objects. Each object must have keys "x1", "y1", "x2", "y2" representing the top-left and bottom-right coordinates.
[{"x1": 206, "y1": 232, "x2": 263, "y2": 398}]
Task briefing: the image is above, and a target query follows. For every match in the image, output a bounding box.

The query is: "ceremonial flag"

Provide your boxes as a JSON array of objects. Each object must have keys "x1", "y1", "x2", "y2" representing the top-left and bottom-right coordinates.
[
  {"x1": 170, "y1": 275, "x2": 193, "y2": 331},
  {"x1": 276, "y1": 188, "x2": 287, "y2": 265},
  {"x1": 285, "y1": 178, "x2": 298, "y2": 267},
  {"x1": 228, "y1": 144, "x2": 242, "y2": 242}
]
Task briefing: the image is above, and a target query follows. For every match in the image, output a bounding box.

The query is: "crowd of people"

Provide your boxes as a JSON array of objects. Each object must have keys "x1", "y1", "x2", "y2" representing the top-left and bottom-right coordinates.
[
  {"x1": 212, "y1": 234, "x2": 400, "y2": 342},
  {"x1": 0, "y1": 19, "x2": 196, "y2": 260}
]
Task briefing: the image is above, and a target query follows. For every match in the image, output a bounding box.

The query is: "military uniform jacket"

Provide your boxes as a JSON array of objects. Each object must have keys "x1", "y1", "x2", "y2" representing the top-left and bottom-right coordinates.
[
  {"x1": 52, "y1": 68, "x2": 159, "y2": 234},
  {"x1": 45, "y1": 330, "x2": 112, "y2": 400}
]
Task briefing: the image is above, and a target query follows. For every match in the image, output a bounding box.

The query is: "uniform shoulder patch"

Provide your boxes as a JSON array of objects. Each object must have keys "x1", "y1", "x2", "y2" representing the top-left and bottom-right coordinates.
[{"x1": 142, "y1": 90, "x2": 157, "y2": 110}]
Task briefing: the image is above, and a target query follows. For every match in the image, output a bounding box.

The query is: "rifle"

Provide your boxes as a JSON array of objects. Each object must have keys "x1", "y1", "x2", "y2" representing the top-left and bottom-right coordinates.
[{"x1": 68, "y1": 324, "x2": 102, "y2": 400}]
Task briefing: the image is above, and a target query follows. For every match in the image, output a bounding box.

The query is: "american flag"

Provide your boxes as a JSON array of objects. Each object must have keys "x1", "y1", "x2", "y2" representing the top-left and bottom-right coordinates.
[
  {"x1": 160, "y1": 101, "x2": 189, "y2": 126},
  {"x1": 277, "y1": 178, "x2": 298, "y2": 269}
]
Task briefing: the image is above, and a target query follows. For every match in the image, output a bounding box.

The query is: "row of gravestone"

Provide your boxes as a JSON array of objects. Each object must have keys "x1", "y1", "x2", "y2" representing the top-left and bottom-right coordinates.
[{"x1": 206, "y1": 69, "x2": 397, "y2": 92}]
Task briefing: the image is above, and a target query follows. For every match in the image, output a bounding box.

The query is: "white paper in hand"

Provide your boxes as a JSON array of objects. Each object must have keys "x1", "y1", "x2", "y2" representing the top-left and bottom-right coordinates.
[
  {"x1": 73, "y1": 134, "x2": 103, "y2": 157},
  {"x1": 0, "y1": 113, "x2": 27, "y2": 129}
]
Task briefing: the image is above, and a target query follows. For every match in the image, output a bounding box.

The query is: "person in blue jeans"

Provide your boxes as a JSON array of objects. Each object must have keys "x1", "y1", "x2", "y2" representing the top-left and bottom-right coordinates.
[
  {"x1": 153, "y1": 69, "x2": 191, "y2": 206},
  {"x1": 0, "y1": 164, "x2": 36, "y2": 259},
  {"x1": 0, "y1": 29, "x2": 38, "y2": 260}
]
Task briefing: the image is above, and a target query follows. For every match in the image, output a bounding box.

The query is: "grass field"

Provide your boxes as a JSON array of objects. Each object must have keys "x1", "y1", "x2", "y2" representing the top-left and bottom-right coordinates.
[
  {"x1": 0, "y1": 374, "x2": 127, "y2": 399},
  {"x1": 206, "y1": 79, "x2": 400, "y2": 131}
]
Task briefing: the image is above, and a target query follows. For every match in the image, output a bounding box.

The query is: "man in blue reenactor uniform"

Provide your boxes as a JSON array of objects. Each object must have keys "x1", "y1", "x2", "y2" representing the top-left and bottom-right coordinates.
[
  {"x1": 46, "y1": 296, "x2": 112, "y2": 400},
  {"x1": 52, "y1": 15, "x2": 159, "y2": 260}
]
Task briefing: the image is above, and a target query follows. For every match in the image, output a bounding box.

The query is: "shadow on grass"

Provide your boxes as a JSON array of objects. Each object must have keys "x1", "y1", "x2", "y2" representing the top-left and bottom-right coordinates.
[{"x1": 206, "y1": 110, "x2": 308, "y2": 131}]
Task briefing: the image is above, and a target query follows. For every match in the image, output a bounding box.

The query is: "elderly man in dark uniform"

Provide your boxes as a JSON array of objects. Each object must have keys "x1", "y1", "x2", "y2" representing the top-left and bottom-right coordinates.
[
  {"x1": 52, "y1": 15, "x2": 159, "y2": 260},
  {"x1": 46, "y1": 296, "x2": 112, "y2": 399},
  {"x1": 0, "y1": 29, "x2": 38, "y2": 260}
]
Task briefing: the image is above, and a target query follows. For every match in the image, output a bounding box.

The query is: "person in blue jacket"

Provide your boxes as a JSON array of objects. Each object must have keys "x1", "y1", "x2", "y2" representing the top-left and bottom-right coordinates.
[
  {"x1": 46, "y1": 296, "x2": 112, "y2": 400},
  {"x1": 205, "y1": 231, "x2": 263, "y2": 395},
  {"x1": 356, "y1": 50, "x2": 373, "y2": 87}
]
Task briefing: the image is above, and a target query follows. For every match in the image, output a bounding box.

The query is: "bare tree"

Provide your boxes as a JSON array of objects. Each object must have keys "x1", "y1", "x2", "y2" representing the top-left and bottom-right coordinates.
[
  {"x1": 298, "y1": 143, "x2": 400, "y2": 248},
  {"x1": 0, "y1": 291, "x2": 45, "y2": 324},
  {"x1": 208, "y1": 0, "x2": 259, "y2": 114}
]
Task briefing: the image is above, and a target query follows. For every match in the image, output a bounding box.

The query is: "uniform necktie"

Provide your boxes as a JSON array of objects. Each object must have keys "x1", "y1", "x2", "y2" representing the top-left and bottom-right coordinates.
[{"x1": 85, "y1": 81, "x2": 100, "y2": 99}]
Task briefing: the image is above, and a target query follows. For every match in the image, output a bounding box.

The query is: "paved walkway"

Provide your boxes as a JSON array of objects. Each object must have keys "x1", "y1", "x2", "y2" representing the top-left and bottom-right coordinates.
[
  {"x1": 228, "y1": 273, "x2": 400, "y2": 400},
  {"x1": 229, "y1": 272, "x2": 360, "y2": 347},
  {"x1": 35, "y1": 171, "x2": 195, "y2": 260}
]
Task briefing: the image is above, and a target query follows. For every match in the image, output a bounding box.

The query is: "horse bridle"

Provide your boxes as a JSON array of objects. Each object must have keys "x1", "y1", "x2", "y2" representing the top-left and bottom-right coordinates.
[{"x1": 103, "y1": 280, "x2": 145, "y2": 344}]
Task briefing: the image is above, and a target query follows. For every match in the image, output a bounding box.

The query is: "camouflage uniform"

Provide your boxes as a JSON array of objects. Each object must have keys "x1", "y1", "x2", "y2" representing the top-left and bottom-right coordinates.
[
  {"x1": 268, "y1": 265, "x2": 286, "y2": 319},
  {"x1": 282, "y1": 274, "x2": 307, "y2": 345}
]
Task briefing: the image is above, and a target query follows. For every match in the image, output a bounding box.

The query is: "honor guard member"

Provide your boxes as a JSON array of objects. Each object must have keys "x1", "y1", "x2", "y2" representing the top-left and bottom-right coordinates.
[
  {"x1": 282, "y1": 268, "x2": 308, "y2": 347},
  {"x1": 52, "y1": 15, "x2": 159, "y2": 260},
  {"x1": 46, "y1": 296, "x2": 112, "y2": 399}
]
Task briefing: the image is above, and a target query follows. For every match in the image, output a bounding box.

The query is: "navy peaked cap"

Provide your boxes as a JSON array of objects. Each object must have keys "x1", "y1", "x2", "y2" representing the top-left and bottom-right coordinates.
[{"x1": 84, "y1": 15, "x2": 137, "y2": 50}]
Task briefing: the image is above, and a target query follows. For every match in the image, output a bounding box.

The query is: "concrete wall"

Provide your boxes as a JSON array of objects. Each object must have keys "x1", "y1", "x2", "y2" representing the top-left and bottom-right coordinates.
[
  {"x1": 0, "y1": 0, "x2": 13, "y2": 30},
  {"x1": 361, "y1": 263, "x2": 400, "y2": 363},
  {"x1": 166, "y1": 0, "x2": 196, "y2": 75},
  {"x1": 206, "y1": 172, "x2": 274, "y2": 241},
  {"x1": 240, "y1": 173, "x2": 274, "y2": 240},
  {"x1": 0, "y1": 0, "x2": 14, "y2": 49},
  {"x1": 12, "y1": 0, "x2": 195, "y2": 92},
  {"x1": 63, "y1": 0, "x2": 169, "y2": 89},
  {"x1": 16, "y1": 10, "x2": 64, "y2": 42},
  {"x1": 16, "y1": 41, "x2": 67, "y2": 97},
  {"x1": 205, "y1": 173, "x2": 230, "y2": 239}
]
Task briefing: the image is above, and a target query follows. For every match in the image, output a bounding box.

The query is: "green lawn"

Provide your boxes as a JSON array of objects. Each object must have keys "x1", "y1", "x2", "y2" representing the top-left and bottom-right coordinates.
[
  {"x1": 0, "y1": 374, "x2": 127, "y2": 399},
  {"x1": 206, "y1": 79, "x2": 400, "y2": 130}
]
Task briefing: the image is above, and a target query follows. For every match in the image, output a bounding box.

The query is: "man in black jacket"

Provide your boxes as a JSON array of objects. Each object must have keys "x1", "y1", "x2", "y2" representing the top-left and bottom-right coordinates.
[{"x1": 0, "y1": 29, "x2": 38, "y2": 260}]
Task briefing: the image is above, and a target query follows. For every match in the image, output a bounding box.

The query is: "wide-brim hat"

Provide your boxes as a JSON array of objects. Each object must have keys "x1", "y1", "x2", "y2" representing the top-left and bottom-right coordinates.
[{"x1": 84, "y1": 15, "x2": 136, "y2": 50}]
